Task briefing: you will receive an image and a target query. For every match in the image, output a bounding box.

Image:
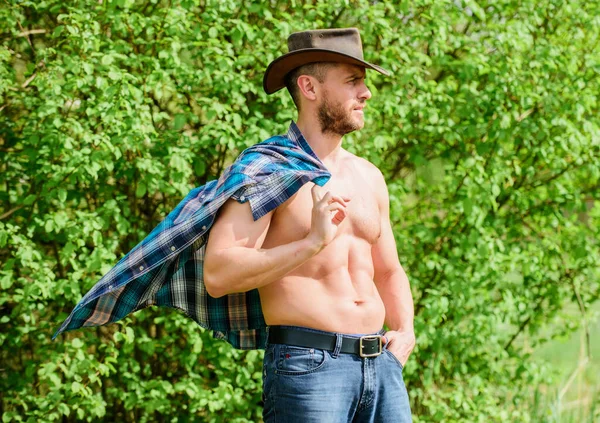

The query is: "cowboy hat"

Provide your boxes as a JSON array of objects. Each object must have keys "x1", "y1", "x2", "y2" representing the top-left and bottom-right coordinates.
[{"x1": 263, "y1": 28, "x2": 390, "y2": 94}]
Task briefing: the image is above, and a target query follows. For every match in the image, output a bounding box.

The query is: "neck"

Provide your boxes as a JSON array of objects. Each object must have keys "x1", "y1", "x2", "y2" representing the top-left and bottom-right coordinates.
[{"x1": 295, "y1": 115, "x2": 344, "y2": 168}]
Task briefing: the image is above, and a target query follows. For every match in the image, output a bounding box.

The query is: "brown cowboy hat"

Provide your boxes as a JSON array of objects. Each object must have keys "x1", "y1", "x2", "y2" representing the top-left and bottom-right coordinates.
[{"x1": 263, "y1": 28, "x2": 390, "y2": 95}]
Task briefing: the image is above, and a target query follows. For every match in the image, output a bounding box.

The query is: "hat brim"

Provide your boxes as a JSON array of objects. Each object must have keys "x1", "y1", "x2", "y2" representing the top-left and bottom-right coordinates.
[{"x1": 263, "y1": 49, "x2": 390, "y2": 94}]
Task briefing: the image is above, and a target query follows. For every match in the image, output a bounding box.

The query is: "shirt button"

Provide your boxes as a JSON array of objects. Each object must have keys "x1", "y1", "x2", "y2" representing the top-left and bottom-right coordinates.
[
  {"x1": 170, "y1": 246, "x2": 176, "y2": 251},
  {"x1": 202, "y1": 225, "x2": 206, "y2": 230},
  {"x1": 108, "y1": 285, "x2": 113, "y2": 290},
  {"x1": 139, "y1": 265, "x2": 144, "y2": 271},
  {"x1": 240, "y1": 195, "x2": 246, "y2": 201}
]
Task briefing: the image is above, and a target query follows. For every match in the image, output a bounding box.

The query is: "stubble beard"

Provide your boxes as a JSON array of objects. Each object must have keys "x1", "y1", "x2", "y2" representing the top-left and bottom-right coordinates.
[{"x1": 317, "y1": 96, "x2": 363, "y2": 137}]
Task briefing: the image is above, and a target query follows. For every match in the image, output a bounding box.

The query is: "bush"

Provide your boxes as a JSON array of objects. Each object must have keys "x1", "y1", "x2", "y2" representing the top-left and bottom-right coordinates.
[{"x1": 1, "y1": 0, "x2": 599, "y2": 421}]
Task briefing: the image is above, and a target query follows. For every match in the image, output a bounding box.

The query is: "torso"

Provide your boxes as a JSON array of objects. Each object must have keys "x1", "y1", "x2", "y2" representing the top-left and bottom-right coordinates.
[{"x1": 258, "y1": 149, "x2": 387, "y2": 334}]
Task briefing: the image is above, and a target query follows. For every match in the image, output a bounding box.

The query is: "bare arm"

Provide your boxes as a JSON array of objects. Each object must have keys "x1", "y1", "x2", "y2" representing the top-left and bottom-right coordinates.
[
  {"x1": 371, "y1": 169, "x2": 415, "y2": 365},
  {"x1": 204, "y1": 185, "x2": 349, "y2": 298}
]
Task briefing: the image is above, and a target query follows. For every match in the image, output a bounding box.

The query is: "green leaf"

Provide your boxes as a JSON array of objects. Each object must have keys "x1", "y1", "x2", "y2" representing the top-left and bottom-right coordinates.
[
  {"x1": 23, "y1": 195, "x2": 37, "y2": 205},
  {"x1": 71, "y1": 381, "x2": 83, "y2": 394},
  {"x1": 193, "y1": 338, "x2": 203, "y2": 353},
  {"x1": 174, "y1": 114, "x2": 186, "y2": 130},
  {"x1": 0, "y1": 273, "x2": 12, "y2": 290},
  {"x1": 58, "y1": 403, "x2": 70, "y2": 417},
  {"x1": 54, "y1": 212, "x2": 68, "y2": 227},
  {"x1": 464, "y1": 0, "x2": 486, "y2": 21},
  {"x1": 135, "y1": 183, "x2": 147, "y2": 198},
  {"x1": 52, "y1": 25, "x2": 64, "y2": 38},
  {"x1": 45, "y1": 219, "x2": 54, "y2": 233},
  {"x1": 194, "y1": 161, "x2": 206, "y2": 177},
  {"x1": 101, "y1": 55, "x2": 114, "y2": 66}
]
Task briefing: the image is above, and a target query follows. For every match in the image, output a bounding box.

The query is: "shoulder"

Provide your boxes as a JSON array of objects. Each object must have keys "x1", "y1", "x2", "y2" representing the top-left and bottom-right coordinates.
[
  {"x1": 343, "y1": 150, "x2": 389, "y2": 205},
  {"x1": 343, "y1": 150, "x2": 386, "y2": 185}
]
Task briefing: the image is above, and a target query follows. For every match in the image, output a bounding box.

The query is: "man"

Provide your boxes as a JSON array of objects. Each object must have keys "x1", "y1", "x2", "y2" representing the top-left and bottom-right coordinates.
[{"x1": 204, "y1": 28, "x2": 415, "y2": 423}]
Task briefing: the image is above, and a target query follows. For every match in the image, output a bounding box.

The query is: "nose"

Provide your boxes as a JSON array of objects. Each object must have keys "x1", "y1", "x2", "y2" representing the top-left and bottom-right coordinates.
[{"x1": 359, "y1": 82, "x2": 372, "y2": 101}]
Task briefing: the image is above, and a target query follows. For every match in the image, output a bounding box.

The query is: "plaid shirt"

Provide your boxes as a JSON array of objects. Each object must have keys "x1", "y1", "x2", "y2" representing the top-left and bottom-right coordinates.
[{"x1": 54, "y1": 122, "x2": 330, "y2": 349}]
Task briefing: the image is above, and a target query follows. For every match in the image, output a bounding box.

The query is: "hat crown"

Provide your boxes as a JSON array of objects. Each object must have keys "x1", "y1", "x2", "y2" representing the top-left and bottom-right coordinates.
[
  {"x1": 263, "y1": 27, "x2": 388, "y2": 94},
  {"x1": 287, "y1": 28, "x2": 364, "y2": 60}
]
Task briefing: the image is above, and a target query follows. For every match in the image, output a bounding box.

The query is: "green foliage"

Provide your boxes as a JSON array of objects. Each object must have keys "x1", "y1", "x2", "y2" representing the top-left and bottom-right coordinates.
[{"x1": 1, "y1": 0, "x2": 599, "y2": 421}]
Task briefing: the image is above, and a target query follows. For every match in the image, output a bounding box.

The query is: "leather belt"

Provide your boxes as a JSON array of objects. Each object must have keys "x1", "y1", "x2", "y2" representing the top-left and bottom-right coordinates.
[{"x1": 267, "y1": 326, "x2": 384, "y2": 358}]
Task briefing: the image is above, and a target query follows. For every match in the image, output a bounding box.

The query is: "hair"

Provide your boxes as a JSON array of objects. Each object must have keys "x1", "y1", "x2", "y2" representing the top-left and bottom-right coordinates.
[{"x1": 284, "y1": 62, "x2": 335, "y2": 110}]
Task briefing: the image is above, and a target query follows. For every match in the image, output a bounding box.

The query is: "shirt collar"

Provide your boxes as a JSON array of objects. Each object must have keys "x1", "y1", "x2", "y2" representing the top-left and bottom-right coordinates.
[{"x1": 287, "y1": 121, "x2": 322, "y2": 163}]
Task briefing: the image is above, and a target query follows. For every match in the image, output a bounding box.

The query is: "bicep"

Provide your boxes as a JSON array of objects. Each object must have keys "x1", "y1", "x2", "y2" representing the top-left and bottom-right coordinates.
[{"x1": 206, "y1": 199, "x2": 273, "y2": 254}]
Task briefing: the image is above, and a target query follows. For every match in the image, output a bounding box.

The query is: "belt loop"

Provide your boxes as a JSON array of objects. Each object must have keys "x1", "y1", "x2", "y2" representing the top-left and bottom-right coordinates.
[{"x1": 331, "y1": 333, "x2": 343, "y2": 359}]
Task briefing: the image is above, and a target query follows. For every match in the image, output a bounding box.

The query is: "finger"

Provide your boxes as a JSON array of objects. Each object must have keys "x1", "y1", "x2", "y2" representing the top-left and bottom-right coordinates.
[
  {"x1": 332, "y1": 209, "x2": 346, "y2": 224},
  {"x1": 328, "y1": 204, "x2": 347, "y2": 218},
  {"x1": 326, "y1": 203, "x2": 346, "y2": 212},
  {"x1": 400, "y1": 351, "x2": 412, "y2": 366},
  {"x1": 311, "y1": 184, "x2": 322, "y2": 203},
  {"x1": 333, "y1": 208, "x2": 347, "y2": 218},
  {"x1": 393, "y1": 343, "x2": 414, "y2": 361},
  {"x1": 328, "y1": 195, "x2": 348, "y2": 206},
  {"x1": 321, "y1": 191, "x2": 333, "y2": 205}
]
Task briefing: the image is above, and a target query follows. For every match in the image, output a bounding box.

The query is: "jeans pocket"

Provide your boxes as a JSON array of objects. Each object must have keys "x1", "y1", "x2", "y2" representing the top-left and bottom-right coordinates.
[
  {"x1": 275, "y1": 345, "x2": 327, "y2": 375},
  {"x1": 384, "y1": 349, "x2": 404, "y2": 371}
]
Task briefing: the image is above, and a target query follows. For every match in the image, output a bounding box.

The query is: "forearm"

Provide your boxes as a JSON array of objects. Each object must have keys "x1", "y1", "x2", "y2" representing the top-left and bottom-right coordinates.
[
  {"x1": 204, "y1": 236, "x2": 322, "y2": 298},
  {"x1": 377, "y1": 267, "x2": 414, "y2": 332}
]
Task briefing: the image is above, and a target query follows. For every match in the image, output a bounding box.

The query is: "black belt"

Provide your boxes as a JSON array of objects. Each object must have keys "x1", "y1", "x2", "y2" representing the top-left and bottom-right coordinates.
[{"x1": 268, "y1": 326, "x2": 384, "y2": 358}]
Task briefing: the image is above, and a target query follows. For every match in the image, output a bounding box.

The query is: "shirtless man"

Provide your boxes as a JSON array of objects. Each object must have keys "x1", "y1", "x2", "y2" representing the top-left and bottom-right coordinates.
[{"x1": 204, "y1": 28, "x2": 414, "y2": 422}]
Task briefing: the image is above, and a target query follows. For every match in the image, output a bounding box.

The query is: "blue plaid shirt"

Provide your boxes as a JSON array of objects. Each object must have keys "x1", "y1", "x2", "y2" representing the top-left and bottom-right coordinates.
[{"x1": 54, "y1": 122, "x2": 331, "y2": 349}]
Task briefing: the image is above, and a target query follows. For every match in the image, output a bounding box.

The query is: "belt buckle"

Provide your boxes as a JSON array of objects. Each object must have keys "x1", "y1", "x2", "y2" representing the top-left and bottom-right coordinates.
[{"x1": 359, "y1": 335, "x2": 383, "y2": 358}]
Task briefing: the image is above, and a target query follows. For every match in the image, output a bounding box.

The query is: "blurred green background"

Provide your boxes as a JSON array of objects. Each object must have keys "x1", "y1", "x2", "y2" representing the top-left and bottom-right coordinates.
[{"x1": 1, "y1": 0, "x2": 599, "y2": 421}]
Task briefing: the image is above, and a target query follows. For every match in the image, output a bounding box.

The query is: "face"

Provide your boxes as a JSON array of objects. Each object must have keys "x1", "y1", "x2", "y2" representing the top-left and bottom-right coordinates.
[{"x1": 316, "y1": 63, "x2": 372, "y2": 136}]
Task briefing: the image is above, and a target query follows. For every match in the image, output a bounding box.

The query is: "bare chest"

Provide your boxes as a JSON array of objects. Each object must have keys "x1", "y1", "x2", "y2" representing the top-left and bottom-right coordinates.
[{"x1": 267, "y1": 171, "x2": 382, "y2": 246}]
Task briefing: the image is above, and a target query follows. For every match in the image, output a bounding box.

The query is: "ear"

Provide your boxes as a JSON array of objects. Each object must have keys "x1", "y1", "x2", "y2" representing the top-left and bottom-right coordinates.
[{"x1": 296, "y1": 75, "x2": 318, "y2": 102}]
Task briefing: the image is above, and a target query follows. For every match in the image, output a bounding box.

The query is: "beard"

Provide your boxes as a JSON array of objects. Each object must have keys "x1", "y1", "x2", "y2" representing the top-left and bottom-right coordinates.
[{"x1": 317, "y1": 95, "x2": 363, "y2": 136}]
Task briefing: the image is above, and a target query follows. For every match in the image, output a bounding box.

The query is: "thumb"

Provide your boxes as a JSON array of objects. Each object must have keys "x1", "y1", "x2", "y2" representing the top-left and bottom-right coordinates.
[{"x1": 311, "y1": 184, "x2": 321, "y2": 203}]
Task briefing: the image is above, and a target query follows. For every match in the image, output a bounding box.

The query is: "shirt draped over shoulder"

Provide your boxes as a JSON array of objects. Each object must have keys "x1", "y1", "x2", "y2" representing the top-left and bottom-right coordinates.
[{"x1": 54, "y1": 122, "x2": 330, "y2": 350}]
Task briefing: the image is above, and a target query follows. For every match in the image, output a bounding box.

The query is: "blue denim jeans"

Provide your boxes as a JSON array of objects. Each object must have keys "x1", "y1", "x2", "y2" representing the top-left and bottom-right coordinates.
[{"x1": 262, "y1": 326, "x2": 412, "y2": 423}]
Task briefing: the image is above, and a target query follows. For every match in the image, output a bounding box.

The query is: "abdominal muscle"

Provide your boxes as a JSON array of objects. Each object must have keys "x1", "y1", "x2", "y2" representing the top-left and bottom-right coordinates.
[{"x1": 258, "y1": 234, "x2": 387, "y2": 334}]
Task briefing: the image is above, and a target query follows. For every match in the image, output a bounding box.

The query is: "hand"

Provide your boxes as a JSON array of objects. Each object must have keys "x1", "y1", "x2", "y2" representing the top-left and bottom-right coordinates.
[
  {"x1": 307, "y1": 184, "x2": 351, "y2": 249},
  {"x1": 384, "y1": 330, "x2": 415, "y2": 367}
]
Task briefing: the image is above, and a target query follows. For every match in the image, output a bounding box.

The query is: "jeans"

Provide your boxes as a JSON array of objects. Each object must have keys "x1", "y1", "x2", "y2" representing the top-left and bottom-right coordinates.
[{"x1": 262, "y1": 326, "x2": 412, "y2": 423}]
